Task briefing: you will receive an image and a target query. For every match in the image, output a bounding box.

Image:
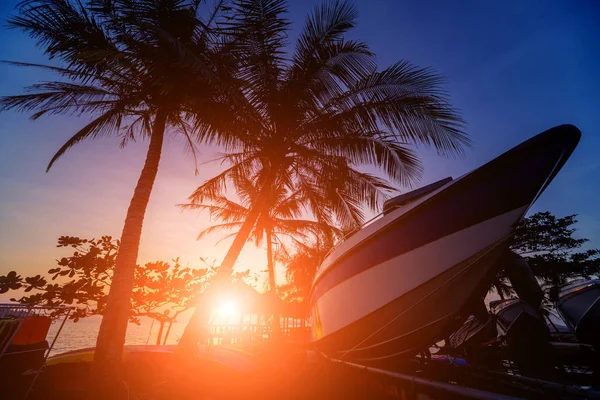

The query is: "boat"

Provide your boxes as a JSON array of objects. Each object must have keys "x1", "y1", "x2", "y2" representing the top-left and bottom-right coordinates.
[
  {"x1": 489, "y1": 298, "x2": 549, "y2": 344},
  {"x1": 1, "y1": 304, "x2": 72, "y2": 399},
  {"x1": 489, "y1": 253, "x2": 548, "y2": 344},
  {"x1": 556, "y1": 279, "x2": 600, "y2": 347},
  {"x1": 309, "y1": 124, "x2": 581, "y2": 369}
]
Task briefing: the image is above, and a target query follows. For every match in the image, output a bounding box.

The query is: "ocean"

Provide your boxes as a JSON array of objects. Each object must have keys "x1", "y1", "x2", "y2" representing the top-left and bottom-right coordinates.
[{"x1": 46, "y1": 316, "x2": 188, "y2": 357}]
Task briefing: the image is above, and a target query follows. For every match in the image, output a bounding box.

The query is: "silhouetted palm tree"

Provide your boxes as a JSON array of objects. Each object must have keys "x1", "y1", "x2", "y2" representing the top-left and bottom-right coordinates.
[
  {"x1": 0, "y1": 0, "x2": 234, "y2": 375},
  {"x1": 280, "y1": 234, "x2": 338, "y2": 310},
  {"x1": 178, "y1": 0, "x2": 469, "y2": 352},
  {"x1": 181, "y1": 173, "x2": 339, "y2": 336},
  {"x1": 189, "y1": 0, "x2": 468, "y2": 278}
]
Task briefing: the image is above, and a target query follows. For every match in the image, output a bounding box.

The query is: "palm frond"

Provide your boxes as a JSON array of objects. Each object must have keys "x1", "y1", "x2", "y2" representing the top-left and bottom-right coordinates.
[
  {"x1": 171, "y1": 115, "x2": 200, "y2": 174},
  {"x1": 0, "y1": 60, "x2": 132, "y2": 88},
  {"x1": 293, "y1": 0, "x2": 357, "y2": 64},
  {"x1": 119, "y1": 113, "x2": 151, "y2": 148},
  {"x1": 227, "y1": 0, "x2": 289, "y2": 117},
  {"x1": 315, "y1": 61, "x2": 469, "y2": 156},
  {"x1": 197, "y1": 221, "x2": 243, "y2": 241},
  {"x1": 9, "y1": 0, "x2": 125, "y2": 76},
  {"x1": 46, "y1": 103, "x2": 130, "y2": 171},
  {"x1": 187, "y1": 158, "x2": 255, "y2": 203},
  {"x1": 0, "y1": 81, "x2": 122, "y2": 118},
  {"x1": 300, "y1": 133, "x2": 422, "y2": 186}
]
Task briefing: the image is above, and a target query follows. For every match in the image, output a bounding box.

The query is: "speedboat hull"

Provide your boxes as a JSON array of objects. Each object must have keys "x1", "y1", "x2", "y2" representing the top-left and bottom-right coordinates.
[{"x1": 309, "y1": 125, "x2": 580, "y2": 367}]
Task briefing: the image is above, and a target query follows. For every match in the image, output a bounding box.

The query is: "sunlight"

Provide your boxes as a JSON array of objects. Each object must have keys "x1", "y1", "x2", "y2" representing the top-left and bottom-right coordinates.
[{"x1": 215, "y1": 297, "x2": 238, "y2": 320}]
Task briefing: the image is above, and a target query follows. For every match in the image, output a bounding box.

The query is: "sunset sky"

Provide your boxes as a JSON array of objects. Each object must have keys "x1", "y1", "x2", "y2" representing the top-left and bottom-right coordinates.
[{"x1": 1, "y1": 0, "x2": 599, "y2": 296}]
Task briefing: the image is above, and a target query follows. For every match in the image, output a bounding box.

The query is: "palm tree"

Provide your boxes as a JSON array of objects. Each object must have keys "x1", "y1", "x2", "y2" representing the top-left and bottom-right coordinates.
[
  {"x1": 0, "y1": 0, "x2": 234, "y2": 375},
  {"x1": 280, "y1": 233, "x2": 338, "y2": 310},
  {"x1": 177, "y1": 0, "x2": 469, "y2": 352},
  {"x1": 192, "y1": 0, "x2": 468, "y2": 273},
  {"x1": 181, "y1": 173, "x2": 339, "y2": 336}
]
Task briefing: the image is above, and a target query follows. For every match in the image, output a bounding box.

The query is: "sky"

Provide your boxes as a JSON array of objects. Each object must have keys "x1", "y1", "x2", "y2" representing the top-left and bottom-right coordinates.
[{"x1": 1, "y1": 0, "x2": 599, "y2": 296}]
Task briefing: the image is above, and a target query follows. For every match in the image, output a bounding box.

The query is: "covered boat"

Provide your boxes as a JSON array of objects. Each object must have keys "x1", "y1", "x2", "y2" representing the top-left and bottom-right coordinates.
[
  {"x1": 556, "y1": 279, "x2": 600, "y2": 348},
  {"x1": 309, "y1": 124, "x2": 581, "y2": 368},
  {"x1": 489, "y1": 298, "x2": 548, "y2": 342}
]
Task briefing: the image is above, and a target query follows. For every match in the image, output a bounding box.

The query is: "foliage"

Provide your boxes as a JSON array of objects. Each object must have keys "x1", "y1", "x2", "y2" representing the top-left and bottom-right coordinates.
[
  {"x1": 179, "y1": 3, "x2": 470, "y2": 354},
  {"x1": 278, "y1": 233, "x2": 337, "y2": 309},
  {"x1": 187, "y1": 0, "x2": 469, "y2": 235},
  {"x1": 0, "y1": 236, "x2": 216, "y2": 324},
  {"x1": 490, "y1": 212, "x2": 600, "y2": 299},
  {"x1": 0, "y1": 0, "x2": 233, "y2": 169},
  {"x1": 0, "y1": 0, "x2": 240, "y2": 369},
  {"x1": 513, "y1": 212, "x2": 599, "y2": 285},
  {"x1": 183, "y1": 174, "x2": 340, "y2": 255},
  {"x1": 2, "y1": 0, "x2": 469, "y2": 360},
  {"x1": 182, "y1": 174, "x2": 342, "y2": 335}
]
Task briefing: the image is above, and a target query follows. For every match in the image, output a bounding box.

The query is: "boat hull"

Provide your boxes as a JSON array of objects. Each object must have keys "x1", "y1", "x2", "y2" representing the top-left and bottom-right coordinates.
[
  {"x1": 314, "y1": 242, "x2": 508, "y2": 369},
  {"x1": 310, "y1": 125, "x2": 581, "y2": 366}
]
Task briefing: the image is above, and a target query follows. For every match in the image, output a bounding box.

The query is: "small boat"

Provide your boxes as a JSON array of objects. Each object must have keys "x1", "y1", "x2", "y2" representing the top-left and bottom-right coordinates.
[
  {"x1": 1, "y1": 304, "x2": 72, "y2": 399},
  {"x1": 556, "y1": 279, "x2": 600, "y2": 347},
  {"x1": 309, "y1": 125, "x2": 580, "y2": 368},
  {"x1": 489, "y1": 298, "x2": 548, "y2": 343},
  {"x1": 1, "y1": 308, "x2": 56, "y2": 377}
]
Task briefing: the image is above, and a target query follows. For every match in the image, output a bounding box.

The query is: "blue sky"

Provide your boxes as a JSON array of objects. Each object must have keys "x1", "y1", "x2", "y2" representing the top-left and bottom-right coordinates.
[{"x1": 1, "y1": 0, "x2": 599, "y2": 284}]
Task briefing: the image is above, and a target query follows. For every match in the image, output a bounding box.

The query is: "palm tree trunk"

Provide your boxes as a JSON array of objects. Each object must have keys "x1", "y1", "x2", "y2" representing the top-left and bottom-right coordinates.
[
  {"x1": 175, "y1": 201, "x2": 264, "y2": 355},
  {"x1": 163, "y1": 320, "x2": 173, "y2": 345},
  {"x1": 156, "y1": 320, "x2": 165, "y2": 346},
  {"x1": 266, "y1": 230, "x2": 276, "y2": 292},
  {"x1": 266, "y1": 229, "x2": 281, "y2": 339},
  {"x1": 92, "y1": 110, "x2": 168, "y2": 378},
  {"x1": 176, "y1": 170, "x2": 277, "y2": 354},
  {"x1": 217, "y1": 203, "x2": 268, "y2": 278}
]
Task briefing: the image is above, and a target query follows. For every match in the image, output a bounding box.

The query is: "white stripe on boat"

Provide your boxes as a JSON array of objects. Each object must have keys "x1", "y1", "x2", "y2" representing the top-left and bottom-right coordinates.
[
  {"x1": 312, "y1": 206, "x2": 527, "y2": 339},
  {"x1": 313, "y1": 178, "x2": 457, "y2": 283}
]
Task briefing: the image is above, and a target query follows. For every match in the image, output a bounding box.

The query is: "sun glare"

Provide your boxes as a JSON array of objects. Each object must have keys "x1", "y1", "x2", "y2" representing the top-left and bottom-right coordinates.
[{"x1": 216, "y1": 297, "x2": 238, "y2": 319}]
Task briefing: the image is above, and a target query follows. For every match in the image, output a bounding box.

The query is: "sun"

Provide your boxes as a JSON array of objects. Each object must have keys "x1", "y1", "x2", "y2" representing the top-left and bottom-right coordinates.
[{"x1": 215, "y1": 297, "x2": 238, "y2": 319}]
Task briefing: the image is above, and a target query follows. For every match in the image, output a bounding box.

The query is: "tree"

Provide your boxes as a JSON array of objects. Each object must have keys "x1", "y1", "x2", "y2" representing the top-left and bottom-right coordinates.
[
  {"x1": 190, "y1": 0, "x2": 468, "y2": 275},
  {"x1": 177, "y1": 0, "x2": 468, "y2": 352},
  {"x1": 0, "y1": 0, "x2": 236, "y2": 374},
  {"x1": 0, "y1": 236, "x2": 216, "y2": 345},
  {"x1": 489, "y1": 212, "x2": 600, "y2": 300},
  {"x1": 183, "y1": 174, "x2": 338, "y2": 288},
  {"x1": 279, "y1": 233, "x2": 338, "y2": 314},
  {"x1": 512, "y1": 212, "x2": 600, "y2": 284},
  {"x1": 181, "y1": 173, "x2": 340, "y2": 336}
]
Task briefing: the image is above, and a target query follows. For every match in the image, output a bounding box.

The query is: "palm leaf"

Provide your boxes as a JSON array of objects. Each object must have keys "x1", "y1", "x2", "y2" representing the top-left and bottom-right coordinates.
[
  {"x1": 9, "y1": 0, "x2": 126, "y2": 76},
  {"x1": 227, "y1": 0, "x2": 289, "y2": 117},
  {"x1": 197, "y1": 221, "x2": 244, "y2": 241},
  {"x1": 46, "y1": 103, "x2": 130, "y2": 171},
  {"x1": 293, "y1": 0, "x2": 358, "y2": 65}
]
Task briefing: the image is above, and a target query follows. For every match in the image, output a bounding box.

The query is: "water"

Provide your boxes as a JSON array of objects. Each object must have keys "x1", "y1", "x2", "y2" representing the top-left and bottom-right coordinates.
[
  {"x1": 46, "y1": 316, "x2": 187, "y2": 357},
  {"x1": 45, "y1": 314, "x2": 307, "y2": 357}
]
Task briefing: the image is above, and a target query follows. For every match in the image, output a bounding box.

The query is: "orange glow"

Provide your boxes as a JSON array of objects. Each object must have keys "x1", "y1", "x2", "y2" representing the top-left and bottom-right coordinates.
[
  {"x1": 216, "y1": 297, "x2": 238, "y2": 319},
  {"x1": 210, "y1": 295, "x2": 242, "y2": 325}
]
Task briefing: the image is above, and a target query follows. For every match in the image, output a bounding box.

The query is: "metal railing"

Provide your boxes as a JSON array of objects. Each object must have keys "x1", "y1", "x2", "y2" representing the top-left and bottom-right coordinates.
[
  {"x1": 0, "y1": 303, "x2": 73, "y2": 398},
  {"x1": 208, "y1": 322, "x2": 310, "y2": 346}
]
